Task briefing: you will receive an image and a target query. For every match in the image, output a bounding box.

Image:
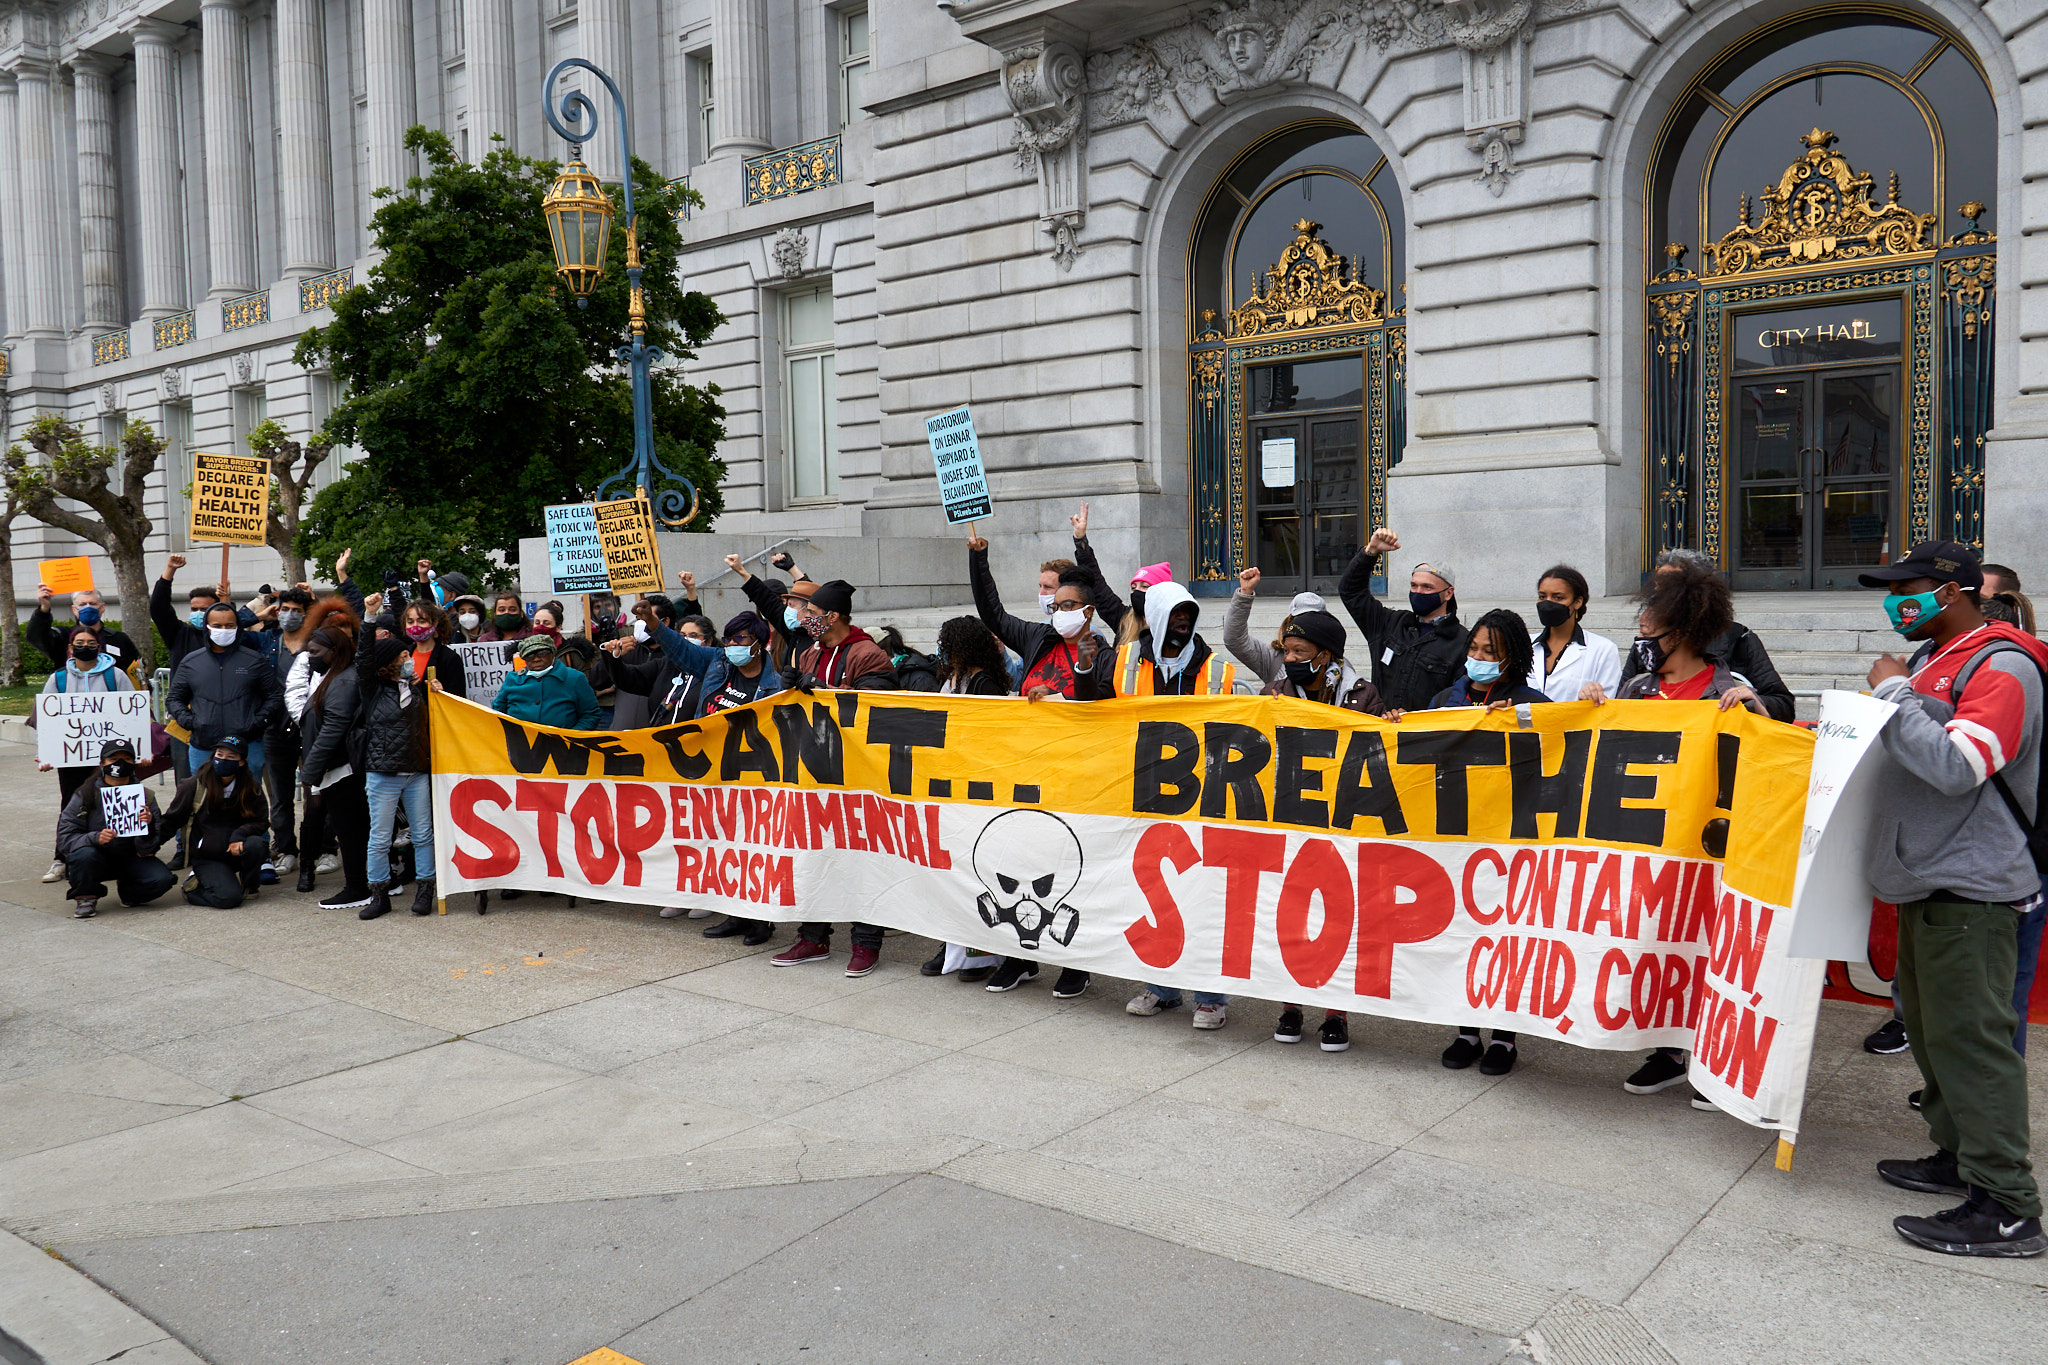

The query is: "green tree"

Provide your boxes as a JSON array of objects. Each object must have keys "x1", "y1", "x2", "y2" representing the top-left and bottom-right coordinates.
[
  {"x1": 247, "y1": 418, "x2": 334, "y2": 585},
  {"x1": 294, "y1": 127, "x2": 724, "y2": 587}
]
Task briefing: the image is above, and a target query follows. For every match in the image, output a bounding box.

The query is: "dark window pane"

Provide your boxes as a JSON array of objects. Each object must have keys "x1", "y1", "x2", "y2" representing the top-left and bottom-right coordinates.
[
  {"x1": 1821, "y1": 373, "x2": 1894, "y2": 480},
  {"x1": 1249, "y1": 358, "x2": 1363, "y2": 414},
  {"x1": 1737, "y1": 381, "x2": 1804, "y2": 482},
  {"x1": 1711, "y1": 18, "x2": 1938, "y2": 106},
  {"x1": 1651, "y1": 94, "x2": 1723, "y2": 265},
  {"x1": 1739, "y1": 488, "x2": 1804, "y2": 569},
  {"x1": 1230, "y1": 175, "x2": 1382, "y2": 317},
  {"x1": 1733, "y1": 300, "x2": 1902, "y2": 369},
  {"x1": 1915, "y1": 44, "x2": 1998, "y2": 233},
  {"x1": 1310, "y1": 418, "x2": 1362, "y2": 579},
  {"x1": 1707, "y1": 74, "x2": 1933, "y2": 245},
  {"x1": 1820, "y1": 487, "x2": 1890, "y2": 567}
]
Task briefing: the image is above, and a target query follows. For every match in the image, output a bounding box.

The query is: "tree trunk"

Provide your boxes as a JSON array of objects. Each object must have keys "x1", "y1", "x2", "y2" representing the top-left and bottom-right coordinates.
[
  {"x1": 0, "y1": 512, "x2": 23, "y2": 687},
  {"x1": 269, "y1": 500, "x2": 306, "y2": 585},
  {"x1": 111, "y1": 545, "x2": 155, "y2": 676}
]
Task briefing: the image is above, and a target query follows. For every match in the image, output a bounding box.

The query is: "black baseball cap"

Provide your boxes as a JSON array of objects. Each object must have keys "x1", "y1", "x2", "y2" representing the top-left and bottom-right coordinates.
[
  {"x1": 99, "y1": 738, "x2": 137, "y2": 761},
  {"x1": 1858, "y1": 540, "x2": 1984, "y2": 591}
]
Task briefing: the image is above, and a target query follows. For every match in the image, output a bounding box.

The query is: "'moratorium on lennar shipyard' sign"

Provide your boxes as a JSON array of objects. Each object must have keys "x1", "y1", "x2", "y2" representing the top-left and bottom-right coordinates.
[{"x1": 925, "y1": 405, "x2": 992, "y2": 524}]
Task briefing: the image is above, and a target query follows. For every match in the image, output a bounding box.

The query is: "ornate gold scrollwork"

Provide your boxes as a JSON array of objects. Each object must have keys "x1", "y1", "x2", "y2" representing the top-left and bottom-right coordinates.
[
  {"x1": 1944, "y1": 254, "x2": 1994, "y2": 341},
  {"x1": 1651, "y1": 290, "x2": 1698, "y2": 369},
  {"x1": 1704, "y1": 130, "x2": 1936, "y2": 278},
  {"x1": 1192, "y1": 348, "x2": 1224, "y2": 419},
  {"x1": 1229, "y1": 219, "x2": 1385, "y2": 338}
]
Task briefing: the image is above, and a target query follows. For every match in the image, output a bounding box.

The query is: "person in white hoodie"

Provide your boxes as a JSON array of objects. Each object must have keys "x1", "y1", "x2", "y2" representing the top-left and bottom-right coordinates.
[{"x1": 1530, "y1": 564, "x2": 1623, "y2": 703}]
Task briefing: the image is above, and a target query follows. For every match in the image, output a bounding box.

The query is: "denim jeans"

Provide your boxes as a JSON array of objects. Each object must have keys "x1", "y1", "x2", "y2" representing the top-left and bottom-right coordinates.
[
  {"x1": 1147, "y1": 985, "x2": 1227, "y2": 1007},
  {"x1": 365, "y1": 772, "x2": 434, "y2": 885}
]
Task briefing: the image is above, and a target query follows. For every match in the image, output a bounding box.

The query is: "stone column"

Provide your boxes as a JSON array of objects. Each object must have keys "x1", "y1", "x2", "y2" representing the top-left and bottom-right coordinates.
[
  {"x1": 709, "y1": 0, "x2": 772, "y2": 156},
  {"x1": 201, "y1": 0, "x2": 257, "y2": 299},
  {"x1": 13, "y1": 55, "x2": 66, "y2": 336},
  {"x1": 275, "y1": 0, "x2": 333, "y2": 278},
  {"x1": 362, "y1": 0, "x2": 415, "y2": 198},
  {"x1": 71, "y1": 51, "x2": 122, "y2": 330},
  {"x1": 579, "y1": 0, "x2": 632, "y2": 181},
  {"x1": 462, "y1": 0, "x2": 516, "y2": 159},
  {"x1": 128, "y1": 20, "x2": 188, "y2": 319},
  {"x1": 0, "y1": 74, "x2": 26, "y2": 341}
]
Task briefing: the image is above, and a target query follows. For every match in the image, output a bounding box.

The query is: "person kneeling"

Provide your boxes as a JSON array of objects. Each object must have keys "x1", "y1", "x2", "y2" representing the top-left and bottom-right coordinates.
[
  {"x1": 57, "y1": 739, "x2": 176, "y2": 918},
  {"x1": 160, "y1": 737, "x2": 270, "y2": 908}
]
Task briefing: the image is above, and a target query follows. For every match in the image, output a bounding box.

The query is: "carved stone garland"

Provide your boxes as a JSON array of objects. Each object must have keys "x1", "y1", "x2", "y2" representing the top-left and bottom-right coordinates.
[{"x1": 1704, "y1": 129, "x2": 1939, "y2": 278}]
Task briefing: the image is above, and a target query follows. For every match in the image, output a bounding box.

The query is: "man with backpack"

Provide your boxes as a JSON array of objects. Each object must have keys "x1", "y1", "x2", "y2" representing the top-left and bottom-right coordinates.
[{"x1": 1861, "y1": 540, "x2": 2047, "y2": 1259}]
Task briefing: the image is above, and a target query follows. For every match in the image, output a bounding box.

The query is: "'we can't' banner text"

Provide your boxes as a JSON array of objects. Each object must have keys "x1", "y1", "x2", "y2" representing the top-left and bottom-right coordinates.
[{"x1": 431, "y1": 691, "x2": 1865, "y2": 1144}]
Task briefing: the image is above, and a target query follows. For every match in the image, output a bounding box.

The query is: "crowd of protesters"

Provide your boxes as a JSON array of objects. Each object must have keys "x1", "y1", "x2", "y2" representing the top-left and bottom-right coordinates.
[{"x1": 25, "y1": 518, "x2": 2044, "y2": 1259}]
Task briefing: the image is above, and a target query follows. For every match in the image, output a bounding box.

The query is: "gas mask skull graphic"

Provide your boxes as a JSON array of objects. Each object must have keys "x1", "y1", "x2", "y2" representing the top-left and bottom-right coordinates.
[{"x1": 971, "y1": 810, "x2": 1084, "y2": 950}]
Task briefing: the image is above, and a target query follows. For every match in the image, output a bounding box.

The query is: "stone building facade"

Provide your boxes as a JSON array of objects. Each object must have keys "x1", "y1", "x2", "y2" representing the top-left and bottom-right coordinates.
[{"x1": 4, "y1": 0, "x2": 2043, "y2": 608}]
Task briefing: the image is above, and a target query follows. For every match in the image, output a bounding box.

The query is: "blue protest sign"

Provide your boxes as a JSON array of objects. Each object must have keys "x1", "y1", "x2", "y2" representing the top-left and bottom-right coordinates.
[
  {"x1": 924, "y1": 406, "x2": 992, "y2": 525},
  {"x1": 544, "y1": 502, "x2": 609, "y2": 594}
]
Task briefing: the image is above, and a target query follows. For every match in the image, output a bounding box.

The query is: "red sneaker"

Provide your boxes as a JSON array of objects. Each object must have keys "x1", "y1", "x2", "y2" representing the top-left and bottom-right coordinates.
[
  {"x1": 771, "y1": 938, "x2": 831, "y2": 967},
  {"x1": 845, "y1": 944, "x2": 880, "y2": 977}
]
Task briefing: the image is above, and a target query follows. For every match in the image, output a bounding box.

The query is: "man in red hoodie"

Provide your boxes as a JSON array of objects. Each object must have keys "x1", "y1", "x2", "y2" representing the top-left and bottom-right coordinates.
[
  {"x1": 769, "y1": 579, "x2": 902, "y2": 976},
  {"x1": 1862, "y1": 540, "x2": 2046, "y2": 1259}
]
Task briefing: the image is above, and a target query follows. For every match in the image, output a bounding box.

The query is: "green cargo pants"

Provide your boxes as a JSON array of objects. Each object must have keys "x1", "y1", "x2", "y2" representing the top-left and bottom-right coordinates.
[{"x1": 1896, "y1": 897, "x2": 2040, "y2": 1218}]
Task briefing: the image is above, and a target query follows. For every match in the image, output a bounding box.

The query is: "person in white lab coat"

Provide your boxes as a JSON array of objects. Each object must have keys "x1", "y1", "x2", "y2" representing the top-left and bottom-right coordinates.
[{"x1": 1530, "y1": 564, "x2": 1622, "y2": 703}]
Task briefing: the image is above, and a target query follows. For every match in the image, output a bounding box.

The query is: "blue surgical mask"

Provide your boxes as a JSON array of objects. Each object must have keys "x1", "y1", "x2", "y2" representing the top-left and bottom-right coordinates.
[
  {"x1": 1884, "y1": 589, "x2": 1944, "y2": 636},
  {"x1": 784, "y1": 606, "x2": 802, "y2": 632},
  {"x1": 77, "y1": 605, "x2": 101, "y2": 626},
  {"x1": 1465, "y1": 658, "x2": 1503, "y2": 685},
  {"x1": 724, "y1": 644, "x2": 755, "y2": 667},
  {"x1": 189, "y1": 610, "x2": 206, "y2": 629}
]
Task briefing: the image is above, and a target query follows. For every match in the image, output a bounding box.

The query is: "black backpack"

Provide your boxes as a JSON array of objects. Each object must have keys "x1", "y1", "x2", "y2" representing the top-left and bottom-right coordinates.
[
  {"x1": 894, "y1": 649, "x2": 941, "y2": 693},
  {"x1": 1947, "y1": 640, "x2": 2048, "y2": 873}
]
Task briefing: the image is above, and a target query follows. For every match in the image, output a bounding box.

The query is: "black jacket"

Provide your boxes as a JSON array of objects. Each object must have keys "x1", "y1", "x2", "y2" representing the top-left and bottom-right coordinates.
[
  {"x1": 1337, "y1": 551, "x2": 1470, "y2": 712},
  {"x1": 167, "y1": 644, "x2": 281, "y2": 749},
  {"x1": 299, "y1": 667, "x2": 363, "y2": 785},
  {"x1": 57, "y1": 778, "x2": 167, "y2": 859},
  {"x1": 739, "y1": 575, "x2": 808, "y2": 670},
  {"x1": 150, "y1": 576, "x2": 266, "y2": 676},
  {"x1": 161, "y1": 771, "x2": 269, "y2": 861},
  {"x1": 358, "y1": 648, "x2": 431, "y2": 775},
  {"x1": 970, "y1": 545, "x2": 1071, "y2": 682},
  {"x1": 28, "y1": 611, "x2": 143, "y2": 677},
  {"x1": 1617, "y1": 622, "x2": 1794, "y2": 722}
]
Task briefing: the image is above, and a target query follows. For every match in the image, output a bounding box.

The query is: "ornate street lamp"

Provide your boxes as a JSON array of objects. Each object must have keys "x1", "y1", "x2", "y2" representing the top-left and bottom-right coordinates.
[{"x1": 541, "y1": 58, "x2": 698, "y2": 526}]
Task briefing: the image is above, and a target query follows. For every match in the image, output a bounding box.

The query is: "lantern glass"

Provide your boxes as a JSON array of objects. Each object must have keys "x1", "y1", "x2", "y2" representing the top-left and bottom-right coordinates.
[{"x1": 543, "y1": 160, "x2": 613, "y2": 296}]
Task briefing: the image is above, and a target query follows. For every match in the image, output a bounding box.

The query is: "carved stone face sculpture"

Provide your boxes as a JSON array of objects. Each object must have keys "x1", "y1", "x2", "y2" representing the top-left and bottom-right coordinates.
[{"x1": 1223, "y1": 25, "x2": 1268, "y2": 75}]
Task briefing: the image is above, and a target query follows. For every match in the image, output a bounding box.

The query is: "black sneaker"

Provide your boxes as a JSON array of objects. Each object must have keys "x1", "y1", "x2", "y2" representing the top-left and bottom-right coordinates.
[
  {"x1": 984, "y1": 959, "x2": 1039, "y2": 993},
  {"x1": 1908, "y1": 1089, "x2": 1924, "y2": 1112},
  {"x1": 1050, "y1": 968, "x2": 1090, "y2": 999},
  {"x1": 1273, "y1": 1008, "x2": 1304, "y2": 1044},
  {"x1": 1319, "y1": 1015, "x2": 1350, "y2": 1053},
  {"x1": 742, "y1": 922, "x2": 774, "y2": 946},
  {"x1": 959, "y1": 964, "x2": 996, "y2": 984},
  {"x1": 1864, "y1": 1018, "x2": 1910, "y2": 1054},
  {"x1": 1878, "y1": 1149, "x2": 1967, "y2": 1197},
  {"x1": 1689, "y1": 1088, "x2": 1719, "y2": 1111},
  {"x1": 1479, "y1": 1040, "x2": 1516, "y2": 1075},
  {"x1": 702, "y1": 916, "x2": 748, "y2": 939},
  {"x1": 919, "y1": 947, "x2": 946, "y2": 977},
  {"x1": 1894, "y1": 1190, "x2": 2048, "y2": 1258},
  {"x1": 1441, "y1": 1032, "x2": 1483, "y2": 1069},
  {"x1": 320, "y1": 886, "x2": 374, "y2": 911},
  {"x1": 1623, "y1": 1050, "x2": 1689, "y2": 1094}
]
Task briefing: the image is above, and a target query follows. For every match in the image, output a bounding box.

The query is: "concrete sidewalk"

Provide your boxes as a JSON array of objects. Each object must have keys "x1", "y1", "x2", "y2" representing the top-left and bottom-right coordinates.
[{"x1": 0, "y1": 735, "x2": 2040, "y2": 1365}]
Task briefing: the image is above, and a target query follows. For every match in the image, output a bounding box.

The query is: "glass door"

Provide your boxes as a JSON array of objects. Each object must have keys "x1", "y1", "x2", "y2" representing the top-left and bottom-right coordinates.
[
  {"x1": 1249, "y1": 357, "x2": 1365, "y2": 594},
  {"x1": 1732, "y1": 367, "x2": 1896, "y2": 588}
]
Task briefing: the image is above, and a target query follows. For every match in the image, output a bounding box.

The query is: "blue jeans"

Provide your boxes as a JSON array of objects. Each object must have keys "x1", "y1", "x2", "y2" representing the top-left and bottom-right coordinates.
[
  {"x1": 365, "y1": 772, "x2": 433, "y2": 886},
  {"x1": 1148, "y1": 985, "x2": 1227, "y2": 1007},
  {"x1": 2014, "y1": 900, "x2": 2045, "y2": 1056}
]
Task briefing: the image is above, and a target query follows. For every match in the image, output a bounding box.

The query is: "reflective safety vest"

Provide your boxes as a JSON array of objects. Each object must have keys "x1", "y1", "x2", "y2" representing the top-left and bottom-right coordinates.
[{"x1": 1114, "y1": 641, "x2": 1235, "y2": 697}]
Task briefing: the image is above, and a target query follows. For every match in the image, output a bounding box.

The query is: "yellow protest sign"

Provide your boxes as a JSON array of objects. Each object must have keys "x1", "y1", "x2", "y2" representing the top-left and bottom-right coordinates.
[
  {"x1": 189, "y1": 451, "x2": 270, "y2": 547},
  {"x1": 594, "y1": 496, "x2": 662, "y2": 593}
]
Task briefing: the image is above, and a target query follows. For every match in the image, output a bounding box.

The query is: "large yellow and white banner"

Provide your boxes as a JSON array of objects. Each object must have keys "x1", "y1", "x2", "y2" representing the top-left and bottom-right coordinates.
[{"x1": 431, "y1": 690, "x2": 1847, "y2": 1142}]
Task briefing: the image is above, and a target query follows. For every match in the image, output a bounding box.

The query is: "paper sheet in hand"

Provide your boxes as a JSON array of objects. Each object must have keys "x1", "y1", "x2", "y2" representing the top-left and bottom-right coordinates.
[
  {"x1": 99, "y1": 785, "x2": 149, "y2": 838},
  {"x1": 1787, "y1": 689, "x2": 1899, "y2": 961}
]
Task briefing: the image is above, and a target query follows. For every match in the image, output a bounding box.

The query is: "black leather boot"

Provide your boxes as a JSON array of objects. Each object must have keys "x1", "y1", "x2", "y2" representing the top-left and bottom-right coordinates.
[
  {"x1": 411, "y1": 878, "x2": 436, "y2": 916},
  {"x1": 295, "y1": 863, "x2": 316, "y2": 893},
  {"x1": 359, "y1": 882, "x2": 392, "y2": 921}
]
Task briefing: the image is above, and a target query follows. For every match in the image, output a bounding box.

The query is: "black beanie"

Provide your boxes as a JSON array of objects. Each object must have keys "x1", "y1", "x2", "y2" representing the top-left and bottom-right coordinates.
[
  {"x1": 1282, "y1": 609, "x2": 1346, "y2": 660},
  {"x1": 809, "y1": 579, "x2": 856, "y2": 616}
]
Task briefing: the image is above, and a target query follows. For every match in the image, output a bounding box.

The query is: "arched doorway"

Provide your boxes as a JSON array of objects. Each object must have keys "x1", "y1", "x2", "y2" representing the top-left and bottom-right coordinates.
[
  {"x1": 1186, "y1": 123, "x2": 1407, "y2": 596},
  {"x1": 1644, "y1": 9, "x2": 1998, "y2": 587}
]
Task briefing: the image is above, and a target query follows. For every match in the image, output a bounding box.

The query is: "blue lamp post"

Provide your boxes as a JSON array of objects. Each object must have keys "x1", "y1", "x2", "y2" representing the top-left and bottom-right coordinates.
[{"x1": 541, "y1": 58, "x2": 698, "y2": 527}]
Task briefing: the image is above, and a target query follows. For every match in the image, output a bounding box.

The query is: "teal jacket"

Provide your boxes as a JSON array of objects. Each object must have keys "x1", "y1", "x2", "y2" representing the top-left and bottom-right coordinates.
[{"x1": 493, "y1": 666, "x2": 604, "y2": 730}]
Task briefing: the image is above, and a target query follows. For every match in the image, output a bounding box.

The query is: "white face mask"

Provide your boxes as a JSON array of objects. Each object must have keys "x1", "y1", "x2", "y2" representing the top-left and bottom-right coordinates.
[
  {"x1": 632, "y1": 619, "x2": 649, "y2": 642},
  {"x1": 207, "y1": 625, "x2": 238, "y2": 647},
  {"x1": 457, "y1": 612, "x2": 480, "y2": 631},
  {"x1": 1038, "y1": 592, "x2": 1057, "y2": 618},
  {"x1": 1051, "y1": 607, "x2": 1088, "y2": 640}
]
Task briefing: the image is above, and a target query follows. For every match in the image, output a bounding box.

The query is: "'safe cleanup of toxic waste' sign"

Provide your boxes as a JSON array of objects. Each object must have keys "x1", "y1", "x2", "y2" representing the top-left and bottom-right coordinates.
[
  {"x1": 593, "y1": 496, "x2": 663, "y2": 594},
  {"x1": 545, "y1": 502, "x2": 609, "y2": 595},
  {"x1": 429, "y1": 689, "x2": 1894, "y2": 1148},
  {"x1": 38, "y1": 691, "x2": 152, "y2": 768},
  {"x1": 924, "y1": 406, "x2": 991, "y2": 524},
  {"x1": 188, "y1": 451, "x2": 271, "y2": 547}
]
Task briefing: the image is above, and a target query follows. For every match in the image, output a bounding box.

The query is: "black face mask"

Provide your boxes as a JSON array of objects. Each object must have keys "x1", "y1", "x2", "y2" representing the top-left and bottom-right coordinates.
[
  {"x1": 1409, "y1": 590, "x2": 1444, "y2": 617},
  {"x1": 1282, "y1": 658, "x2": 1320, "y2": 688},
  {"x1": 72, "y1": 645, "x2": 100, "y2": 664},
  {"x1": 309, "y1": 655, "x2": 332, "y2": 674},
  {"x1": 213, "y1": 757, "x2": 242, "y2": 779},
  {"x1": 1161, "y1": 620, "x2": 1194, "y2": 653},
  {"x1": 1631, "y1": 633, "x2": 1669, "y2": 675},
  {"x1": 101, "y1": 762, "x2": 133, "y2": 783},
  {"x1": 1129, "y1": 589, "x2": 1147, "y2": 620},
  {"x1": 1536, "y1": 600, "x2": 1573, "y2": 630},
  {"x1": 494, "y1": 613, "x2": 524, "y2": 634}
]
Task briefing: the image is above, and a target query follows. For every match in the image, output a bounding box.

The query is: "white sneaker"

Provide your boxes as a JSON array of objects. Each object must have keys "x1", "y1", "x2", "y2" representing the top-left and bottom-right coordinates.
[
  {"x1": 659, "y1": 906, "x2": 689, "y2": 919},
  {"x1": 315, "y1": 853, "x2": 342, "y2": 875},
  {"x1": 1126, "y1": 992, "x2": 1174, "y2": 1017},
  {"x1": 686, "y1": 907, "x2": 715, "y2": 919},
  {"x1": 1192, "y1": 1003, "x2": 1229, "y2": 1030},
  {"x1": 274, "y1": 854, "x2": 297, "y2": 874},
  {"x1": 42, "y1": 859, "x2": 65, "y2": 883}
]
